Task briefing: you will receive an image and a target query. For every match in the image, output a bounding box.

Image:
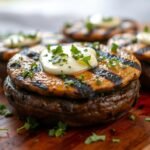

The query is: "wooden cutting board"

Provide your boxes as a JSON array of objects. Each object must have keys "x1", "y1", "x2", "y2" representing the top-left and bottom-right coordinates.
[{"x1": 0, "y1": 88, "x2": 150, "y2": 150}]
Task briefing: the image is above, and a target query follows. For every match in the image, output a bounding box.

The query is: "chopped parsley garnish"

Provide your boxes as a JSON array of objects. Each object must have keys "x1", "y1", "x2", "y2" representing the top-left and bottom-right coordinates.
[
  {"x1": 129, "y1": 114, "x2": 136, "y2": 121},
  {"x1": 0, "y1": 103, "x2": 13, "y2": 117},
  {"x1": 19, "y1": 32, "x2": 38, "y2": 39},
  {"x1": 92, "y1": 42, "x2": 100, "y2": 49},
  {"x1": 81, "y1": 55, "x2": 91, "y2": 67},
  {"x1": 107, "y1": 58, "x2": 120, "y2": 68},
  {"x1": 71, "y1": 45, "x2": 91, "y2": 67},
  {"x1": 21, "y1": 62, "x2": 38, "y2": 79},
  {"x1": 102, "y1": 17, "x2": 113, "y2": 22},
  {"x1": 144, "y1": 26, "x2": 150, "y2": 33},
  {"x1": 85, "y1": 133, "x2": 106, "y2": 144},
  {"x1": 85, "y1": 19, "x2": 95, "y2": 32},
  {"x1": 17, "y1": 117, "x2": 39, "y2": 133},
  {"x1": 112, "y1": 138, "x2": 120, "y2": 143},
  {"x1": 47, "y1": 44, "x2": 51, "y2": 52},
  {"x1": 111, "y1": 43, "x2": 118, "y2": 53},
  {"x1": 79, "y1": 74, "x2": 85, "y2": 81},
  {"x1": 64, "y1": 22, "x2": 72, "y2": 28},
  {"x1": 21, "y1": 70, "x2": 34, "y2": 79},
  {"x1": 64, "y1": 79, "x2": 75, "y2": 86},
  {"x1": 31, "y1": 62, "x2": 38, "y2": 70},
  {"x1": 71, "y1": 45, "x2": 83, "y2": 60},
  {"x1": 145, "y1": 117, "x2": 150, "y2": 122},
  {"x1": 48, "y1": 121, "x2": 67, "y2": 137},
  {"x1": 49, "y1": 45, "x2": 68, "y2": 65},
  {"x1": 60, "y1": 71, "x2": 66, "y2": 79},
  {"x1": 52, "y1": 45, "x2": 63, "y2": 55}
]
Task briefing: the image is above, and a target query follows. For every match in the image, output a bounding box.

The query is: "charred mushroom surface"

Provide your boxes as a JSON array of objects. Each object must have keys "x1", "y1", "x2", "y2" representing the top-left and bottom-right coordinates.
[{"x1": 108, "y1": 30, "x2": 150, "y2": 87}]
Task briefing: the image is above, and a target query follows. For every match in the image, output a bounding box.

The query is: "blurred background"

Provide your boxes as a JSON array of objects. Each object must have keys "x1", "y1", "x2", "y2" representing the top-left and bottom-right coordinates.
[{"x1": 0, "y1": 0, "x2": 149, "y2": 33}]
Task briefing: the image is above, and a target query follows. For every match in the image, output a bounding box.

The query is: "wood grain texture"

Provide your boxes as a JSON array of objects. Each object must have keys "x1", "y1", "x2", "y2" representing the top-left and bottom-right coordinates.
[{"x1": 0, "y1": 89, "x2": 150, "y2": 150}]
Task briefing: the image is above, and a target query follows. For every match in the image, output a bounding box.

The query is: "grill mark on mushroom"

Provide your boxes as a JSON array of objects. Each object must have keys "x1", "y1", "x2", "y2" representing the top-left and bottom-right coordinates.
[
  {"x1": 98, "y1": 51, "x2": 141, "y2": 70},
  {"x1": 59, "y1": 75, "x2": 97, "y2": 99},
  {"x1": 90, "y1": 68, "x2": 122, "y2": 87}
]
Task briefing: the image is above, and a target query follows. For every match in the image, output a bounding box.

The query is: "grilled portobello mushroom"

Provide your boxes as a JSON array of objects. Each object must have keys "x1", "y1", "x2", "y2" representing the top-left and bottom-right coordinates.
[
  {"x1": 63, "y1": 16, "x2": 138, "y2": 42},
  {"x1": 4, "y1": 43, "x2": 141, "y2": 126},
  {"x1": 108, "y1": 30, "x2": 150, "y2": 88},
  {"x1": 0, "y1": 32, "x2": 66, "y2": 82}
]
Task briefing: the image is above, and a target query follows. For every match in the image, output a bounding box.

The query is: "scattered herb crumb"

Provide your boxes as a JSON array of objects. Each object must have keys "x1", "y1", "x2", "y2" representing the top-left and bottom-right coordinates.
[
  {"x1": 145, "y1": 117, "x2": 150, "y2": 122},
  {"x1": 111, "y1": 43, "x2": 118, "y2": 53},
  {"x1": 79, "y1": 74, "x2": 85, "y2": 81},
  {"x1": 129, "y1": 114, "x2": 136, "y2": 121},
  {"x1": 64, "y1": 79, "x2": 75, "y2": 86},
  {"x1": 0, "y1": 103, "x2": 13, "y2": 117},
  {"x1": 48, "y1": 121, "x2": 67, "y2": 137},
  {"x1": 17, "y1": 117, "x2": 39, "y2": 133},
  {"x1": 144, "y1": 26, "x2": 150, "y2": 33},
  {"x1": 84, "y1": 133, "x2": 106, "y2": 144},
  {"x1": 85, "y1": 19, "x2": 95, "y2": 32},
  {"x1": 112, "y1": 138, "x2": 120, "y2": 143}
]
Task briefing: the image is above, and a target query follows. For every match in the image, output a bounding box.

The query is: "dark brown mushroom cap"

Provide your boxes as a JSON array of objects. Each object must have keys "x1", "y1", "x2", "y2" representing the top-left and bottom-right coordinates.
[
  {"x1": 108, "y1": 33, "x2": 150, "y2": 62},
  {"x1": 63, "y1": 18, "x2": 138, "y2": 42},
  {"x1": 0, "y1": 32, "x2": 66, "y2": 62}
]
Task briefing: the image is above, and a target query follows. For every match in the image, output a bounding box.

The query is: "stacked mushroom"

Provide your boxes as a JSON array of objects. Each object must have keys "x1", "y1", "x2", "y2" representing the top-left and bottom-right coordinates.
[{"x1": 2, "y1": 15, "x2": 149, "y2": 126}]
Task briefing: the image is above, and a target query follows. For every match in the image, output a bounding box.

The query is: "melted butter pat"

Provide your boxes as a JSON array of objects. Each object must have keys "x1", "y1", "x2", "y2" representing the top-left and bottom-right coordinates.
[
  {"x1": 3, "y1": 33, "x2": 41, "y2": 48},
  {"x1": 40, "y1": 45, "x2": 98, "y2": 75},
  {"x1": 137, "y1": 32, "x2": 150, "y2": 45},
  {"x1": 89, "y1": 15, "x2": 121, "y2": 28}
]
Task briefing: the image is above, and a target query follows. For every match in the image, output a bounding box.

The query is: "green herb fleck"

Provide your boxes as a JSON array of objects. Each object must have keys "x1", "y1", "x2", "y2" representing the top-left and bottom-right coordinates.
[
  {"x1": 85, "y1": 19, "x2": 95, "y2": 32},
  {"x1": 21, "y1": 69, "x2": 34, "y2": 79},
  {"x1": 48, "y1": 121, "x2": 67, "y2": 137},
  {"x1": 60, "y1": 71, "x2": 66, "y2": 79},
  {"x1": 81, "y1": 55, "x2": 91, "y2": 67},
  {"x1": 92, "y1": 42, "x2": 100, "y2": 49},
  {"x1": 84, "y1": 133, "x2": 106, "y2": 144},
  {"x1": 31, "y1": 62, "x2": 38, "y2": 70},
  {"x1": 47, "y1": 44, "x2": 51, "y2": 52},
  {"x1": 111, "y1": 43, "x2": 118, "y2": 53},
  {"x1": 112, "y1": 138, "x2": 120, "y2": 143},
  {"x1": 64, "y1": 22, "x2": 72, "y2": 28},
  {"x1": 21, "y1": 62, "x2": 38, "y2": 79},
  {"x1": 52, "y1": 45, "x2": 63, "y2": 55},
  {"x1": 19, "y1": 32, "x2": 38, "y2": 39},
  {"x1": 129, "y1": 114, "x2": 136, "y2": 121},
  {"x1": 49, "y1": 45, "x2": 68, "y2": 65},
  {"x1": 107, "y1": 58, "x2": 120, "y2": 68},
  {"x1": 17, "y1": 117, "x2": 39, "y2": 133},
  {"x1": 71, "y1": 45, "x2": 83, "y2": 60},
  {"x1": 102, "y1": 17, "x2": 113, "y2": 22},
  {"x1": 144, "y1": 26, "x2": 150, "y2": 33},
  {"x1": 79, "y1": 74, "x2": 85, "y2": 81},
  {"x1": 64, "y1": 79, "x2": 75, "y2": 86},
  {"x1": 145, "y1": 117, "x2": 150, "y2": 122},
  {"x1": 0, "y1": 103, "x2": 13, "y2": 117}
]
